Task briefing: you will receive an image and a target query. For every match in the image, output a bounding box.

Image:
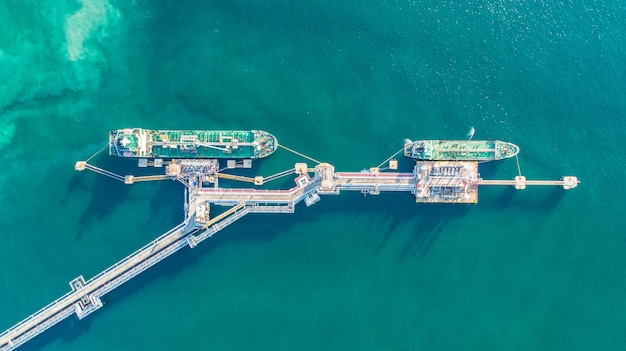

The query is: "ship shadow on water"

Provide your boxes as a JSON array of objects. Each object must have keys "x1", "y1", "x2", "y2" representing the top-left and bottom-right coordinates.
[{"x1": 342, "y1": 193, "x2": 473, "y2": 260}]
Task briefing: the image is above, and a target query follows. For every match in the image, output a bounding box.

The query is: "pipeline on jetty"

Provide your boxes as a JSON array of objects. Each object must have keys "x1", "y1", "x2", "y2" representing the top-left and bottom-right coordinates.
[{"x1": 1, "y1": 148, "x2": 579, "y2": 350}]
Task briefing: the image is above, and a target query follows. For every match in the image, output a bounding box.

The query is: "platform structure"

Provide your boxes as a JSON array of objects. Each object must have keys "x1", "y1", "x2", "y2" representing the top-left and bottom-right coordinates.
[
  {"x1": 479, "y1": 176, "x2": 579, "y2": 190},
  {"x1": 1, "y1": 156, "x2": 579, "y2": 351}
]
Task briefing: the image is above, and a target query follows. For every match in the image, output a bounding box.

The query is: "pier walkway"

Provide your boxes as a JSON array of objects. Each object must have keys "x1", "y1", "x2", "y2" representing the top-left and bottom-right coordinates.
[
  {"x1": 0, "y1": 220, "x2": 194, "y2": 350},
  {"x1": 1, "y1": 160, "x2": 578, "y2": 351},
  {"x1": 479, "y1": 176, "x2": 579, "y2": 190}
]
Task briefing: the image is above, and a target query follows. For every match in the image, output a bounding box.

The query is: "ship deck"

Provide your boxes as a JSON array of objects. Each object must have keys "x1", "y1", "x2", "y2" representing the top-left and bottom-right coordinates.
[
  {"x1": 110, "y1": 129, "x2": 277, "y2": 159},
  {"x1": 405, "y1": 140, "x2": 519, "y2": 161}
]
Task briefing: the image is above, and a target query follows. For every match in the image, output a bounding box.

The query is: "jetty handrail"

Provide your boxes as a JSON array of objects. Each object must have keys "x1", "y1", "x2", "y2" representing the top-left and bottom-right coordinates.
[
  {"x1": 0, "y1": 291, "x2": 75, "y2": 340},
  {"x1": 334, "y1": 171, "x2": 415, "y2": 179},
  {"x1": 263, "y1": 168, "x2": 295, "y2": 183},
  {"x1": 194, "y1": 206, "x2": 252, "y2": 243},
  {"x1": 93, "y1": 236, "x2": 193, "y2": 297},
  {"x1": 85, "y1": 222, "x2": 187, "y2": 285},
  {"x1": 3, "y1": 155, "x2": 579, "y2": 351},
  {"x1": 1, "y1": 308, "x2": 76, "y2": 351},
  {"x1": 83, "y1": 164, "x2": 124, "y2": 182},
  {"x1": 0, "y1": 220, "x2": 189, "y2": 342}
]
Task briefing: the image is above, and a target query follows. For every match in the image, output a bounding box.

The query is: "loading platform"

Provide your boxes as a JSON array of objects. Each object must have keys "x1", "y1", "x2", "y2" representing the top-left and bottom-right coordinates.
[{"x1": 1, "y1": 148, "x2": 579, "y2": 350}]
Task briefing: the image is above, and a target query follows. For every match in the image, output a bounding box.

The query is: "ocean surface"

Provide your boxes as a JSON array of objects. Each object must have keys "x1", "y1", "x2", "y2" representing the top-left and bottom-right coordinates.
[{"x1": 1, "y1": 0, "x2": 625, "y2": 350}]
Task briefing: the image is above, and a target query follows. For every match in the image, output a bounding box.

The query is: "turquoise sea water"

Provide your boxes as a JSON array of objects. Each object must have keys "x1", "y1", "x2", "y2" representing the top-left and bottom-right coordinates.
[{"x1": 1, "y1": 0, "x2": 625, "y2": 350}]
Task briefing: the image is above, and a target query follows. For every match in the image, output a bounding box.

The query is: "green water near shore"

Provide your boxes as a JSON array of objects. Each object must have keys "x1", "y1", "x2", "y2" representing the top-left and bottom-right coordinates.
[{"x1": 1, "y1": 0, "x2": 625, "y2": 350}]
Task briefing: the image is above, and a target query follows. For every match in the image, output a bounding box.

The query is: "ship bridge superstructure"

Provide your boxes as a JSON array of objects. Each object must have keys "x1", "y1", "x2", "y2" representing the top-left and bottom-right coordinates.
[{"x1": 109, "y1": 129, "x2": 277, "y2": 159}]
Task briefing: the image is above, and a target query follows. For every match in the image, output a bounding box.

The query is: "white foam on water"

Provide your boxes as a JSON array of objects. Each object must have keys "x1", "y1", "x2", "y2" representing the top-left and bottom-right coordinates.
[{"x1": 65, "y1": 0, "x2": 118, "y2": 61}]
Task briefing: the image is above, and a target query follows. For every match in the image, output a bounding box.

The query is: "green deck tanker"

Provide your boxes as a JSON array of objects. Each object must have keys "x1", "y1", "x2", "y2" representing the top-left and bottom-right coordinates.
[
  {"x1": 109, "y1": 128, "x2": 278, "y2": 159},
  {"x1": 404, "y1": 139, "x2": 519, "y2": 162}
]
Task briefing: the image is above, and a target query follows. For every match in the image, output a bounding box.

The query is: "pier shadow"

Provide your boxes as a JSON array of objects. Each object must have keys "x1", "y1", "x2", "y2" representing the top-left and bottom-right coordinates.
[
  {"x1": 59, "y1": 172, "x2": 89, "y2": 206},
  {"x1": 398, "y1": 204, "x2": 471, "y2": 260},
  {"x1": 21, "y1": 156, "x2": 576, "y2": 350},
  {"x1": 80, "y1": 189, "x2": 468, "y2": 309},
  {"x1": 214, "y1": 190, "x2": 472, "y2": 260},
  {"x1": 20, "y1": 312, "x2": 94, "y2": 351},
  {"x1": 217, "y1": 191, "x2": 471, "y2": 261},
  {"x1": 476, "y1": 158, "x2": 568, "y2": 211},
  {"x1": 147, "y1": 179, "x2": 186, "y2": 226},
  {"x1": 345, "y1": 194, "x2": 472, "y2": 260},
  {"x1": 60, "y1": 149, "x2": 108, "y2": 207},
  {"x1": 77, "y1": 157, "x2": 134, "y2": 237},
  {"x1": 59, "y1": 150, "x2": 110, "y2": 207},
  {"x1": 490, "y1": 185, "x2": 567, "y2": 211}
]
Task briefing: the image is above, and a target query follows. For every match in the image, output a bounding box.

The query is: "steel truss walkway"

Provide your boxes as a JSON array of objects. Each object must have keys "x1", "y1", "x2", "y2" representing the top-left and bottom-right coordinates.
[{"x1": 1, "y1": 160, "x2": 578, "y2": 350}]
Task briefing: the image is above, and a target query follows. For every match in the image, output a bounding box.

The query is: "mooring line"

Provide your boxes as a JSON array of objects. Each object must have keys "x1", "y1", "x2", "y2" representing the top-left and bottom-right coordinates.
[
  {"x1": 86, "y1": 144, "x2": 108, "y2": 163},
  {"x1": 277, "y1": 144, "x2": 321, "y2": 164},
  {"x1": 376, "y1": 147, "x2": 404, "y2": 169}
]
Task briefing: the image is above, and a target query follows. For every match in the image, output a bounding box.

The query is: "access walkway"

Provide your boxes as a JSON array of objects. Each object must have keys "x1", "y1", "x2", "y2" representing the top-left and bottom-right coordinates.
[{"x1": 1, "y1": 159, "x2": 578, "y2": 351}]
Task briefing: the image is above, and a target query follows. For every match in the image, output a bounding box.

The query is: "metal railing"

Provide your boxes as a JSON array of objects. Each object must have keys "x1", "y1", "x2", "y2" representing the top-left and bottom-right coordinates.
[{"x1": 0, "y1": 222, "x2": 189, "y2": 351}]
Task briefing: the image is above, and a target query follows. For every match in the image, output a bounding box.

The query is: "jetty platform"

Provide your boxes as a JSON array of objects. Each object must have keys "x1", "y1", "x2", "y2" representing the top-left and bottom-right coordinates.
[{"x1": 0, "y1": 156, "x2": 578, "y2": 350}]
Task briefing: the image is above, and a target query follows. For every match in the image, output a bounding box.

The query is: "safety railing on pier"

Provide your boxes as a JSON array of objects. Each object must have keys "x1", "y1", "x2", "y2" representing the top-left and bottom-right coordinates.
[
  {"x1": 478, "y1": 179, "x2": 563, "y2": 186},
  {"x1": 0, "y1": 221, "x2": 188, "y2": 351},
  {"x1": 4, "y1": 152, "x2": 579, "y2": 351},
  {"x1": 0, "y1": 291, "x2": 72, "y2": 347},
  {"x1": 335, "y1": 183, "x2": 416, "y2": 193},
  {"x1": 125, "y1": 175, "x2": 174, "y2": 184},
  {"x1": 263, "y1": 169, "x2": 295, "y2": 183},
  {"x1": 84, "y1": 163, "x2": 125, "y2": 182},
  {"x1": 216, "y1": 173, "x2": 256, "y2": 183},
  {"x1": 193, "y1": 206, "x2": 251, "y2": 243},
  {"x1": 93, "y1": 232, "x2": 194, "y2": 297},
  {"x1": 84, "y1": 222, "x2": 187, "y2": 290},
  {"x1": 80, "y1": 223, "x2": 192, "y2": 302},
  {"x1": 248, "y1": 205, "x2": 296, "y2": 213},
  {"x1": 0, "y1": 308, "x2": 76, "y2": 351}
]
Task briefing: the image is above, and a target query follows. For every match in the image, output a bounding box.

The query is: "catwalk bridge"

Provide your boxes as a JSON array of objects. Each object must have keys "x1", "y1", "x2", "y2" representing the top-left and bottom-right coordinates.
[{"x1": 0, "y1": 150, "x2": 578, "y2": 350}]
